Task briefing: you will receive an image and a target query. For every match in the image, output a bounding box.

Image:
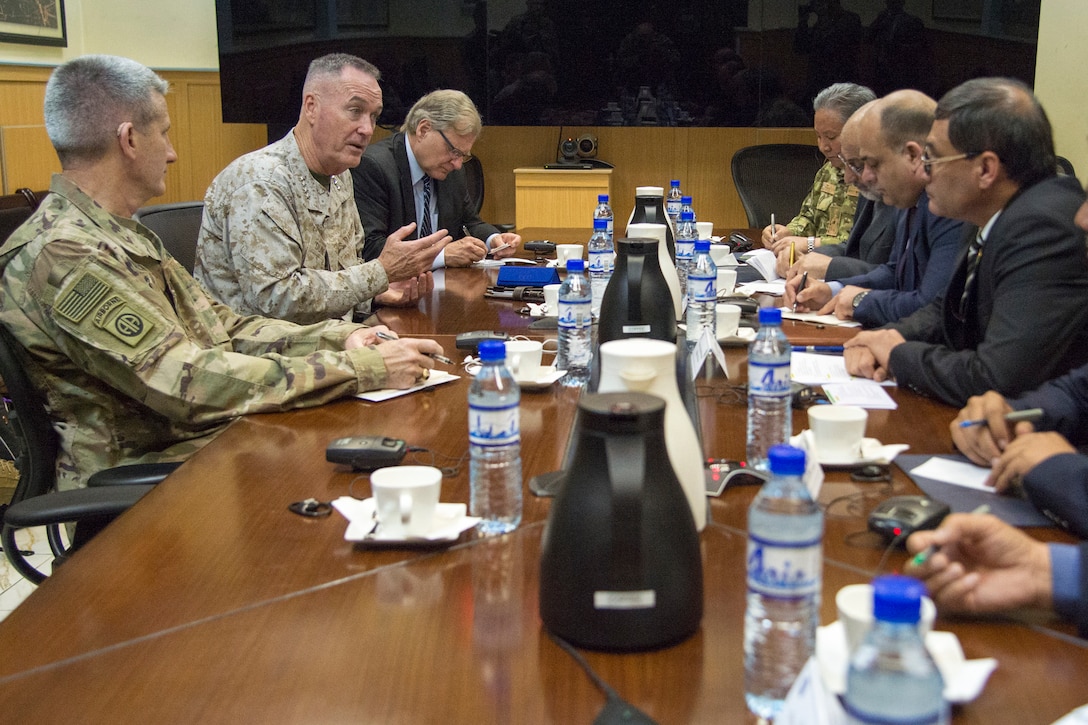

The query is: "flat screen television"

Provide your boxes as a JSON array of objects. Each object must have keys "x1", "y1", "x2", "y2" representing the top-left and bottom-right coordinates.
[{"x1": 215, "y1": 1, "x2": 1039, "y2": 132}]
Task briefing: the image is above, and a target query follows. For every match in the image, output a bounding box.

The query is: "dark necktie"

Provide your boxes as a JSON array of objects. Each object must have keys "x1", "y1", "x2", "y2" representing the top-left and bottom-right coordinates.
[
  {"x1": 957, "y1": 232, "x2": 983, "y2": 320},
  {"x1": 420, "y1": 177, "x2": 432, "y2": 238}
]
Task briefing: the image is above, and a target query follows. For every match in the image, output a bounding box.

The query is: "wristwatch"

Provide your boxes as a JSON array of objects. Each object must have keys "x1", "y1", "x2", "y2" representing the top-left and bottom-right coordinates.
[
  {"x1": 807, "y1": 236, "x2": 816, "y2": 253},
  {"x1": 852, "y1": 291, "x2": 869, "y2": 310}
]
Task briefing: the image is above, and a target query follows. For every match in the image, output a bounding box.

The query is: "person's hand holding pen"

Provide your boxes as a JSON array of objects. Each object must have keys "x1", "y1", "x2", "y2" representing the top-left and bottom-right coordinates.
[
  {"x1": 791, "y1": 272, "x2": 808, "y2": 312},
  {"x1": 345, "y1": 329, "x2": 448, "y2": 389},
  {"x1": 904, "y1": 511, "x2": 1054, "y2": 617}
]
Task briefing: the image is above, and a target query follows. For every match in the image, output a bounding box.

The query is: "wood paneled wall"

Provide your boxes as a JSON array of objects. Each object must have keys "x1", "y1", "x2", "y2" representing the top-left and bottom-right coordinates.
[{"x1": 0, "y1": 65, "x2": 812, "y2": 228}]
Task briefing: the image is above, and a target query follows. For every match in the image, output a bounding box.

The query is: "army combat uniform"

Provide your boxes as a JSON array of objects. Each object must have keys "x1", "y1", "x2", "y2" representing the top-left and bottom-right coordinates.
[
  {"x1": 196, "y1": 131, "x2": 389, "y2": 325},
  {"x1": 786, "y1": 161, "x2": 860, "y2": 246},
  {"x1": 0, "y1": 176, "x2": 388, "y2": 490}
]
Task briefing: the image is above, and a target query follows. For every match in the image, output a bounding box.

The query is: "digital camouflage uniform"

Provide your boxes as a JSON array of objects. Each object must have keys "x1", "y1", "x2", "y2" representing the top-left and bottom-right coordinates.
[
  {"x1": 195, "y1": 131, "x2": 388, "y2": 325},
  {"x1": 786, "y1": 161, "x2": 859, "y2": 246},
  {"x1": 0, "y1": 175, "x2": 388, "y2": 490}
]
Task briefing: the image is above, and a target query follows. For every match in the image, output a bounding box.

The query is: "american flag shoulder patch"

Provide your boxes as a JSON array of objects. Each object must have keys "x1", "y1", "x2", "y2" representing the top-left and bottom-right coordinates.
[{"x1": 54, "y1": 272, "x2": 111, "y2": 324}]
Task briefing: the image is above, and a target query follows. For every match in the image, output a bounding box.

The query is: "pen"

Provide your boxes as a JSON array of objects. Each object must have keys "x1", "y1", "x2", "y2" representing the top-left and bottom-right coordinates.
[
  {"x1": 910, "y1": 504, "x2": 990, "y2": 566},
  {"x1": 770, "y1": 214, "x2": 775, "y2": 241},
  {"x1": 793, "y1": 271, "x2": 808, "y2": 312},
  {"x1": 462, "y1": 225, "x2": 471, "y2": 238},
  {"x1": 958, "y1": 407, "x2": 1044, "y2": 429},
  {"x1": 791, "y1": 345, "x2": 843, "y2": 354},
  {"x1": 789, "y1": 240, "x2": 795, "y2": 268},
  {"x1": 375, "y1": 331, "x2": 453, "y2": 365}
]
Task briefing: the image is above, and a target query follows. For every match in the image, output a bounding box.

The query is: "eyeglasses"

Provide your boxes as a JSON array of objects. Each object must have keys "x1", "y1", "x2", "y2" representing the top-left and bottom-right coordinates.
[
  {"x1": 921, "y1": 150, "x2": 979, "y2": 175},
  {"x1": 437, "y1": 129, "x2": 473, "y2": 163},
  {"x1": 837, "y1": 152, "x2": 863, "y2": 176}
]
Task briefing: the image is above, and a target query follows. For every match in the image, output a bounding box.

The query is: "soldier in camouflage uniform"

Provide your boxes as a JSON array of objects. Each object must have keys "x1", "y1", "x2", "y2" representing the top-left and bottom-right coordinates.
[
  {"x1": 761, "y1": 83, "x2": 875, "y2": 263},
  {"x1": 195, "y1": 53, "x2": 450, "y2": 325},
  {"x1": 0, "y1": 55, "x2": 445, "y2": 491}
]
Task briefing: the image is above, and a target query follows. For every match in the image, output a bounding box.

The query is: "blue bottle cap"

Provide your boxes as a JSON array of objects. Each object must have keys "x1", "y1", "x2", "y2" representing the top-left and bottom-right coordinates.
[
  {"x1": 680, "y1": 210, "x2": 695, "y2": 222},
  {"x1": 871, "y1": 575, "x2": 924, "y2": 624},
  {"x1": 681, "y1": 195, "x2": 693, "y2": 204},
  {"x1": 598, "y1": 193, "x2": 609, "y2": 203},
  {"x1": 479, "y1": 339, "x2": 506, "y2": 362},
  {"x1": 768, "y1": 445, "x2": 806, "y2": 476},
  {"x1": 757, "y1": 307, "x2": 782, "y2": 325},
  {"x1": 694, "y1": 239, "x2": 711, "y2": 253},
  {"x1": 670, "y1": 179, "x2": 680, "y2": 187},
  {"x1": 593, "y1": 218, "x2": 608, "y2": 230},
  {"x1": 566, "y1": 258, "x2": 585, "y2": 272}
]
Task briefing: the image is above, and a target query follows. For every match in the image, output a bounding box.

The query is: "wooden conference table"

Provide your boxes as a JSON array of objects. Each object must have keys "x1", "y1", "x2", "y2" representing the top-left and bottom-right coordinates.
[{"x1": 0, "y1": 237, "x2": 1085, "y2": 723}]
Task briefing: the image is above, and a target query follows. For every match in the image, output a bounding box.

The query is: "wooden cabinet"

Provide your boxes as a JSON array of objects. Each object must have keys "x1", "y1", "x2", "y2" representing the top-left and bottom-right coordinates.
[{"x1": 513, "y1": 167, "x2": 611, "y2": 229}]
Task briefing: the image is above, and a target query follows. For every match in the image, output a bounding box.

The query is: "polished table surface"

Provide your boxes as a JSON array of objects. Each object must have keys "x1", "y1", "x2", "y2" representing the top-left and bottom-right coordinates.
[{"x1": 1, "y1": 239, "x2": 1085, "y2": 723}]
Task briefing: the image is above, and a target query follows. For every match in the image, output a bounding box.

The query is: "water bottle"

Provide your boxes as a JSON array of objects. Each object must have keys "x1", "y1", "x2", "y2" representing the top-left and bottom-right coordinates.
[
  {"x1": 746, "y1": 307, "x2": 792, "y2": 471},
  {"x1": 685, "y1": 239, "x2": 716, "y2": 347},
  {"x1": 844, "y1": 576, "x2": 949, "y2": 725},
  {"x1": 680, "y1": 195, "x2": 697, "y2": 222},
  {"x1": 588, "y1": 218, "x2": 614, "y2": 318},
  {"x1": 557, "y1": 259, "x2": 593, "y2": 386},
  {"x1": 675, "y1": 209, "x2": 697, "y2": 297},
  {"x1": 593, "y1": 193, "x2": 614, "y2": 242},
  {"x1": 666, "y1": 179, "x2": 683, "y2": 224},
  {"x1": 468, "y1": 339, "x2": 523, "y2": 536},
  {"x1": 744, "y1": 445, "x2": 823, "y2": 721}
]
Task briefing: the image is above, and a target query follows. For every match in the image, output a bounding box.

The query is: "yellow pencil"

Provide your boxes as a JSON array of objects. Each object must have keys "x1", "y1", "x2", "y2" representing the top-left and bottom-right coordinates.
[{"x1": 789, "y1": 241, "x2": 795, "y2": 267}]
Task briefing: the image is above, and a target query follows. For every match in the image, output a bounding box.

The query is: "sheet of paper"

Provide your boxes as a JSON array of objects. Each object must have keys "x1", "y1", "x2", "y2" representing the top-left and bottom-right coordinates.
[
  {"x1": 781, "y1": 310, "x2": 862, "y2": 328},
  {"x1": 791, "y1": 351, "x2": 854, "y2": 384},
  {"x1": 356, "y1": 370, "x2": 460, "y2": 402},
  {"x1": 689, "y1": 327, "x2": 729, "y2": 381},
  {"x1": 822, "y1": 380, "x2": 898, "y2": 409},
  {"x1": 736, "y1": 281, "x2": 787, "y2": 296},
  {"x1": 908, "y1": 457, "x2": 992, "y2": 491}
]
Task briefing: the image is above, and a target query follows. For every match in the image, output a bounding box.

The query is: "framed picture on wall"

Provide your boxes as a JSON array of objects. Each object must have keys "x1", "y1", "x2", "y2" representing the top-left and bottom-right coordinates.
[
  {"x1": 0, "y1": 0, "x2": 67, "y2": 47},
  {"x1": 932, "y1": 0, "x2": 983, "y2": 21}
]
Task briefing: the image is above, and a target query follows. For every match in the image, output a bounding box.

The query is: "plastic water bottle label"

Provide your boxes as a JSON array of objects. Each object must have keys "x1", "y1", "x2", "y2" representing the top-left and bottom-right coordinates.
[
  {"x1": 666, "y1": 199, "x2": 681, "y2": 218},
  {"x1": 689, "y1": 274, "x2": 715, "y2": 302},
  {"x1": 676, "y1": 241, "x2": 695, "y2": 260},
  {"x1": 469, "y1": 402, "x2": 520, "y2": 446},
  {"x1": 558, "y1": 299, "x2": 592, "y2": 329},
  {"x1": 749, "y1": 360, "x2": 791, "y2": 397},
  {"x1": 588, "y1": 250, "x2": 614, "y2": 274},
  {"x1": 746, "y1": 535, "x2": 821, "y2": 598}
]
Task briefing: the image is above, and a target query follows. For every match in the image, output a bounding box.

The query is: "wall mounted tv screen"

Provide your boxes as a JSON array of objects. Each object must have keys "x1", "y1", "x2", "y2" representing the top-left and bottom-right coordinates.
[{"x1": 216, "y1": 0, "x2": 1040, "y2": 131}]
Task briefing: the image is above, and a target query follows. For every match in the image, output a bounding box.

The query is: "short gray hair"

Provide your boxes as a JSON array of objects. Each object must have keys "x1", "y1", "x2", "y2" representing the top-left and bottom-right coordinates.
[
  {"x1": 303, "y1": 53, "x2": 380, "y2": 93},
  {"x1": 44, "y1": 55, "x2": 169, "y2": 166},
  {"x1": 814, "y1": 82, "x2": 877, "y2": 124},
  {"x1": 402, "y1": 89, "x2": 482, "y2": 137}
]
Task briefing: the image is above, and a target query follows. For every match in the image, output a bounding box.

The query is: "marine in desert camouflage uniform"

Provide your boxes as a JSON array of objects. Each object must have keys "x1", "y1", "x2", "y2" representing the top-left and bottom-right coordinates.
[{"x1": 0, "y1": 54, "x2": 443, "y2": 490}]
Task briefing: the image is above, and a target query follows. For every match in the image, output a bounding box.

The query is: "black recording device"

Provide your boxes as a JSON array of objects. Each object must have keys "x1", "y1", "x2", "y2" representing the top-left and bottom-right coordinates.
[
  {"x1": 326, "y1": 436, "x2": 407, "y2": 470},
  {"x1": 525, "y1": 240, "x2": 556, "y2": 254},
  {"x1": 728, "y1": 232, "x2": 755, "y2": 255},
  {"x1": 485, "y1": 286, "x2": 544, "y2": 302},
  {"x1": 455, "y1": 330, "x2": 510, "y2": 352},
  {"x1": 868, "y1": 495, "x2": 951, "y2": 543},
  {"x1": 704, "y1": 459, "x2": 769, "y2": 496}
]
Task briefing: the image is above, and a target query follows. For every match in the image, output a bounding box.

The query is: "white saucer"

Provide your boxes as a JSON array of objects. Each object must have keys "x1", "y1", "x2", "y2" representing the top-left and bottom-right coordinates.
[
  {"x1": 343, "y1": 499, "x2": 479, "y2": 547},
  {"x1": 717, "y1": 326, "x2": 756, "y2": 345},
  {"x1": 514, "y1": 366, "x2": 566, "y2": 390},
  {"x1": 815, "y1": 437, "x2": 898, "y2": 467}
]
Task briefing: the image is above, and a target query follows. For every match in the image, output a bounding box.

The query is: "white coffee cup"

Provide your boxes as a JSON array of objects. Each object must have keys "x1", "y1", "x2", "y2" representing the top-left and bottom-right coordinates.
[
  {"x1": 556, "y1": 244, "x2": 584, "y2": 266},
  {"x1": 836, "y1": 583, "x2": 936, "y2": 653},
  {"x1": 695, "y1": 221, "x2": 714, "y2": 240},
  {"x1": 714, "y1": 303, "x2": 741, "y2": 338},
  {"x1": 504, "y1": 338, "x2": 558, "y2": 380},
  {"x1": 716, "y1": 268, "x2": 737, "y2": 295},
  {"x1": 370, "y1": 465, "x2": 442, "y2": 537},
  {"x1": 808, "y1": 405, "x2": 868, "y2": 462},
  {"x1": 709, "y1": 244, "x2": 733, "y2": 265},
  {"x1": 543, "y1": 284, "x2": 561, "y2": 316}
]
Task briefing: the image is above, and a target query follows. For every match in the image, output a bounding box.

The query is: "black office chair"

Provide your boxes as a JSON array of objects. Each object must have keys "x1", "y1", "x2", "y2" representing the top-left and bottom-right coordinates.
[
  {"x1": 730, "y1": 144, "x2": 825, "y2": 229},
  {"x1": 133, "y1": 201, "x2": 205, "y2": 273},
  {"x1": 1056, "y1": 156, "x2": 1076, "y2": 178},
  {"x1": 0, "y1": 325, "x2": 178, "y2": 583},
  {"x1": 0, "y1": 188, "x2": 41, "y2": 244}
]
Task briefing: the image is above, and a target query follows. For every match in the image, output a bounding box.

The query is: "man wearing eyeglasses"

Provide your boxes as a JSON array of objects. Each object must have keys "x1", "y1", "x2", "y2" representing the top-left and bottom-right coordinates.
[
  {"x1": 353, "y1": 90, "x2": 521, "y2": 269},
  {"x1": 843, "y1": 77, "x2": 1088, "y2": 407},
  {"x1": 196, "y1": 54, "x2": 449, "y2": 325}
]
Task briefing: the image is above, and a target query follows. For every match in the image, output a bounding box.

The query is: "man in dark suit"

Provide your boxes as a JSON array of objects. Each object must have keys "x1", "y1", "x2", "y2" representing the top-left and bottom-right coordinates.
[
  {"x1": 786, "y1": 100, "x2": 895, "y2": 281},
  {"x1": 352, "y1": 90, "x2": 520, "y2": 268},
  {"x1": 844, "y1": 78, "x2": 1088, "y2": 407}
]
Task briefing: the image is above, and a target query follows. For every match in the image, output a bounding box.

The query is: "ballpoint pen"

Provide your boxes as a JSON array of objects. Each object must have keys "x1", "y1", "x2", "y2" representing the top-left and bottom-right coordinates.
[
  {"x1": 910, "y1": 504, "x2": 991, "y2": 566},
  {"x1": 375, "y1": 331, "x2": 454, "y2": 365},
  {"x1": 792, "y1": 271, "x2": 808, "y2": 312},
  {"x1": 958, "y1": 407, "x2": 1044, "y2": 428}
]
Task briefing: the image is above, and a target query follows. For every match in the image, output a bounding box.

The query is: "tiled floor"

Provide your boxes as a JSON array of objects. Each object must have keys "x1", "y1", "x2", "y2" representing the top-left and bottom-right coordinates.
[{"x1": 0, "y1": 526, "x2": 55, "y2": 622}]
